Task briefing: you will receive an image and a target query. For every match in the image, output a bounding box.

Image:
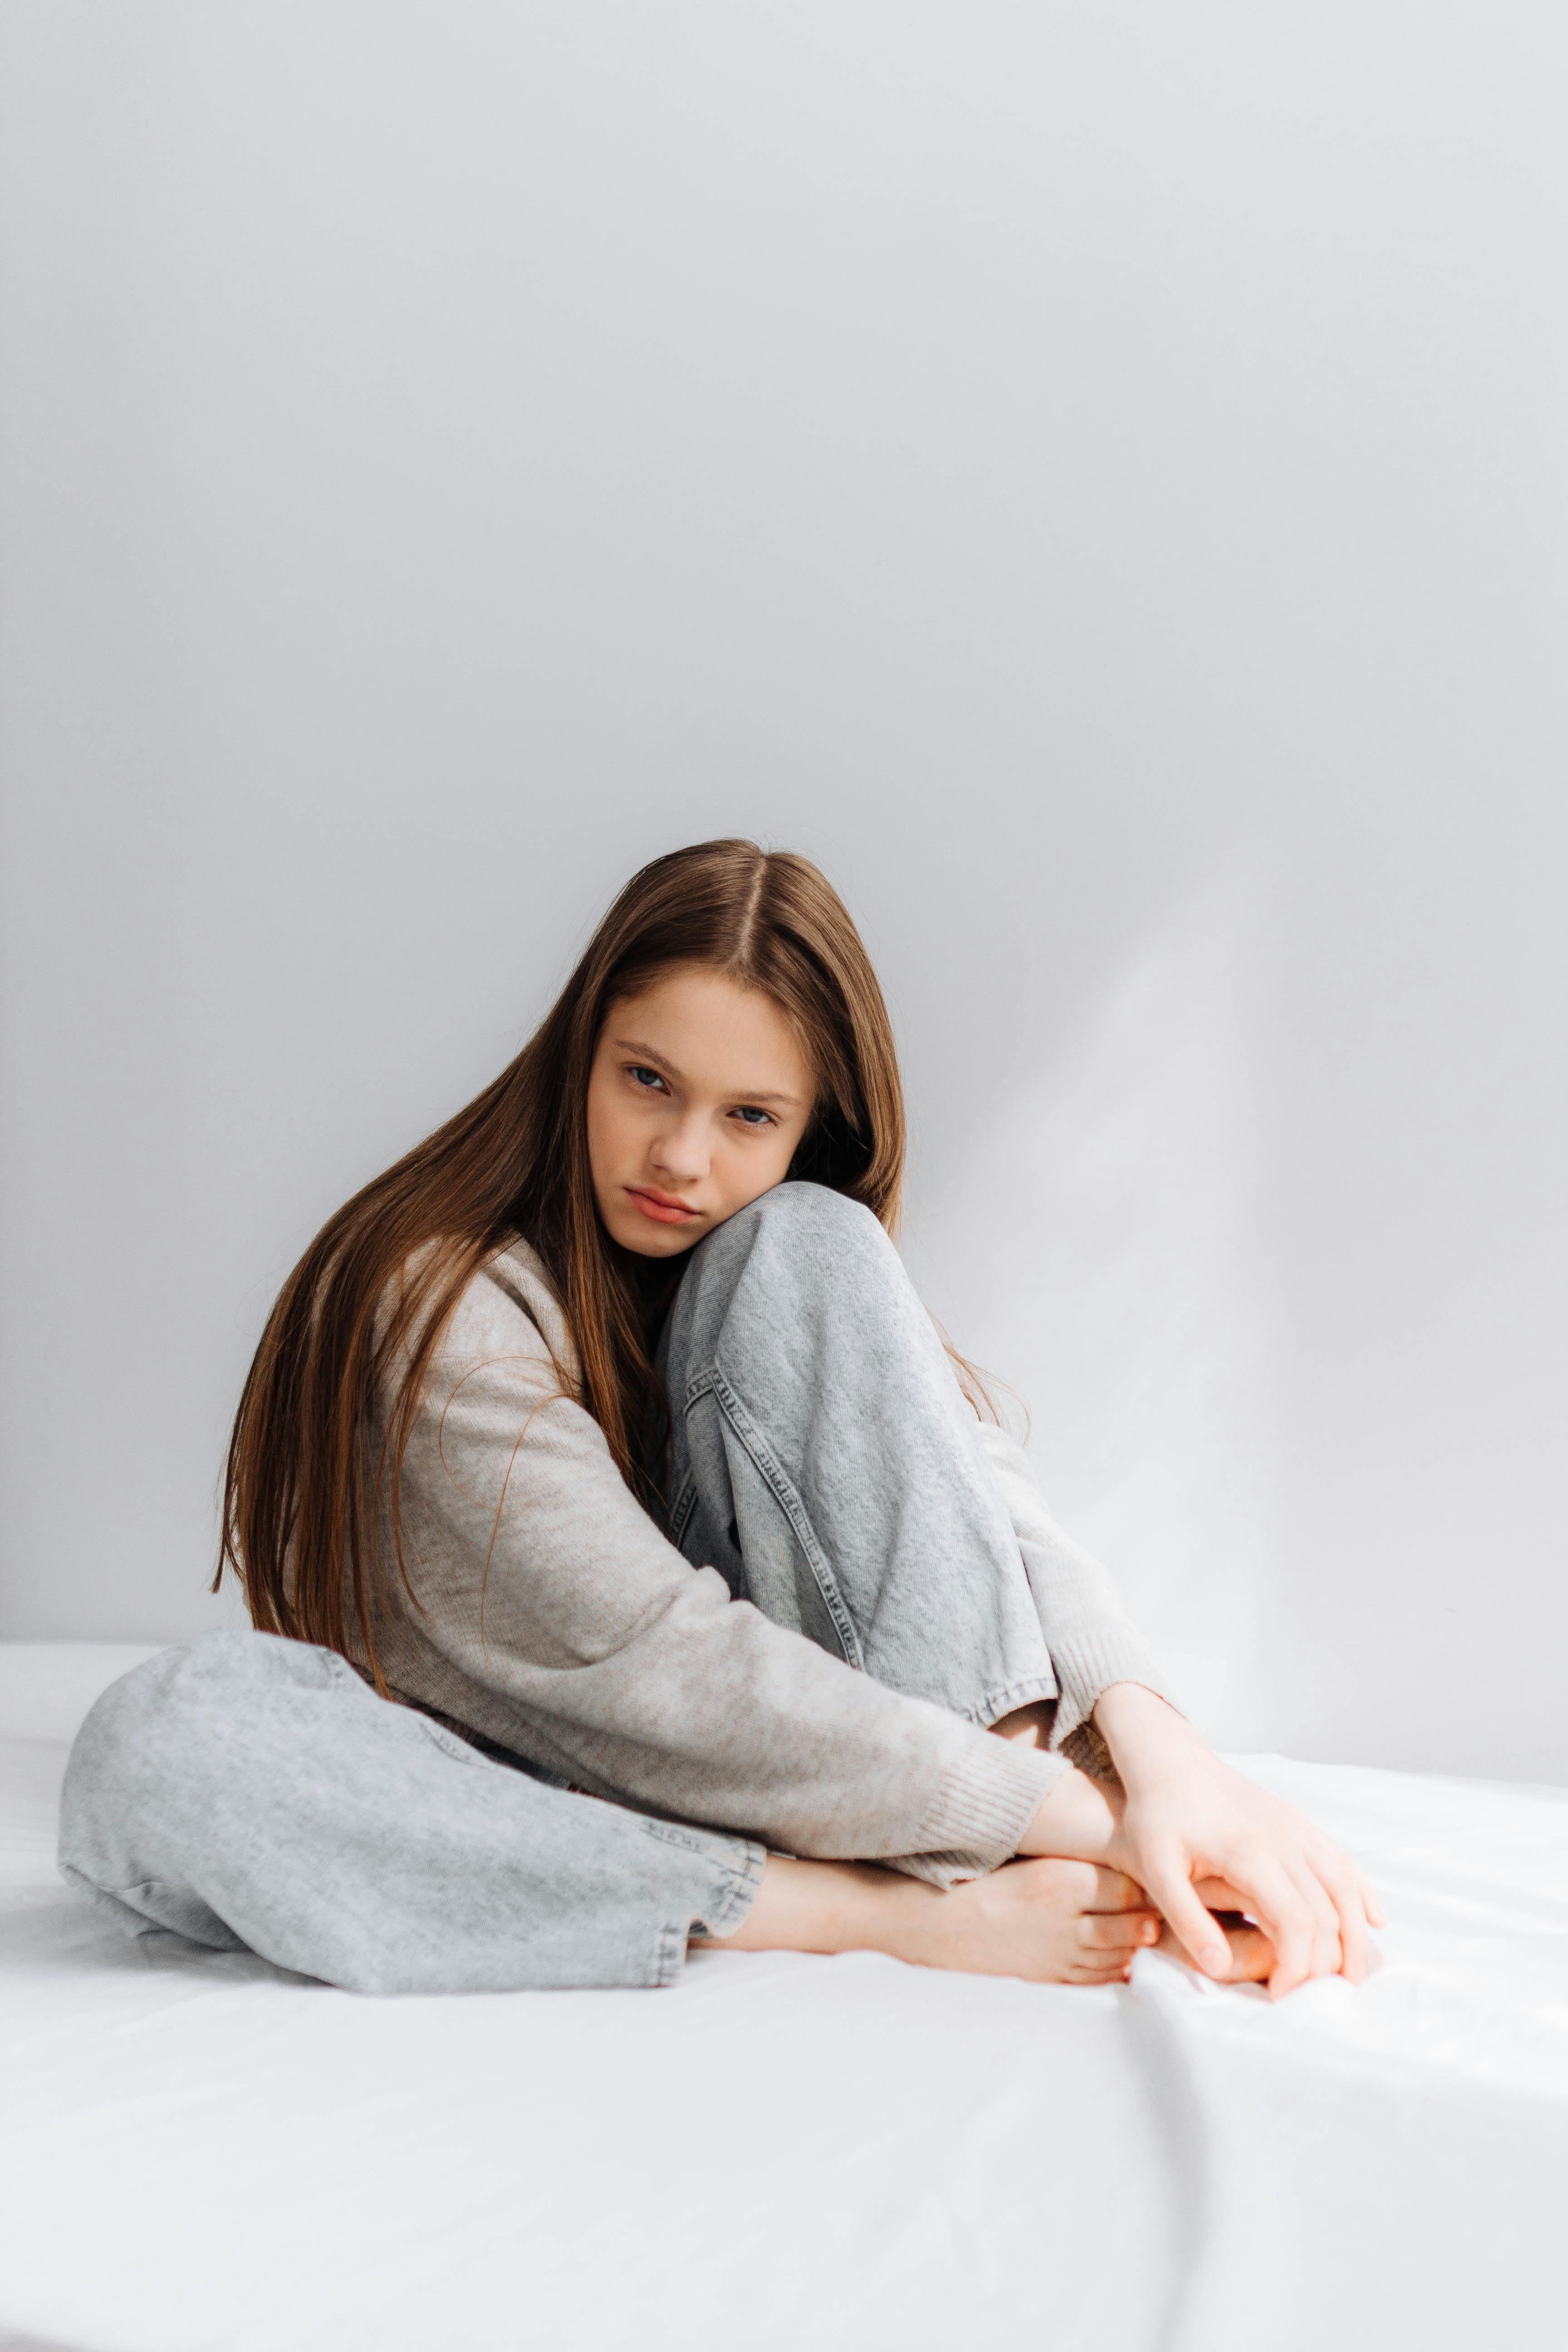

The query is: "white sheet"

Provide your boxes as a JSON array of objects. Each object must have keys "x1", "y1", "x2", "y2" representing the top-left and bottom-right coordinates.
[{"x1": 2, "y1": 1645, "x2": 1564, "y2": 2352}]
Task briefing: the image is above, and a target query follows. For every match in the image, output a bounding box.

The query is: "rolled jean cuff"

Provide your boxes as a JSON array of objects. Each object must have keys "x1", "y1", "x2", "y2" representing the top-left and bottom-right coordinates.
[
  {"x1": 648, "y1": 1818, "x2": 768, "y2": 1970},
  {"x1": 964, "y1": 1671, "x2": 1061, "y2": 1731}
]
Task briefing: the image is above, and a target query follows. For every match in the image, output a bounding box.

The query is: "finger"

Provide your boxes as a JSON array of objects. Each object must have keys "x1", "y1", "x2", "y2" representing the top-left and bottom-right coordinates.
[
  {"x1": 1287, "y1": 1858, "x2": 1344, "y2": 1981},
  {"x1": 1305, "y1": 1844, "x2": 1371, "y2": 1984},
  {"x1": 1313, "y1": 1852, "x2": 1386, "y2": 1933},
  {"x1": 1226, "y1": 1859, "x2": 1316, "y2": 1998},
  {"x1": 1068, "y1": 1960, "x2": 1139, "y2": 1985},
  {"x1": 1193, "y1": 1877, "x2": 1251, "y2": 1915},
  {"x1": 1137, "y1": 1847, "x2": 1234, "y2": 1980},
  {"x1": 1155, "y1": 1920, "x2": 1274, "y2": 1984},
  {"x1": 1079, "y1": 1910, "x2": 1163, "y2": 1953}
]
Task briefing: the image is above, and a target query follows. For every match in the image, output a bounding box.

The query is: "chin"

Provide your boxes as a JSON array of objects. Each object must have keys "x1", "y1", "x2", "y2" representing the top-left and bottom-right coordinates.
[{"x1": 607, "y1": 1214, "x2": 699, "y2": 1260}]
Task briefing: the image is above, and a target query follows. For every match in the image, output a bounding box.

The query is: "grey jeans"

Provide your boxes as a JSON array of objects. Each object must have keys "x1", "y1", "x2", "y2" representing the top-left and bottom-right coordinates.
[{"x1": 60, "y1": 1182, "x2": 1057, "y2": 1993}]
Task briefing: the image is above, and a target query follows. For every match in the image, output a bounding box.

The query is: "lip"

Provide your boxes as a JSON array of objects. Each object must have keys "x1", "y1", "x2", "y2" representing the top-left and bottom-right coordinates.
[{"x1": 625, "y1": 1186, "x2": 704, "y2": 1226}]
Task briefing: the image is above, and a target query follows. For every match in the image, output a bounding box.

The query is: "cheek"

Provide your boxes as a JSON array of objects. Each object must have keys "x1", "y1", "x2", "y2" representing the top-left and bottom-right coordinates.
[
  {"x1": 713, "y1": 1124, "x2": 801, "y2": 1211},
  {"x1": 584, "y1": 1073, "x2": 630, "y2": 1186}
]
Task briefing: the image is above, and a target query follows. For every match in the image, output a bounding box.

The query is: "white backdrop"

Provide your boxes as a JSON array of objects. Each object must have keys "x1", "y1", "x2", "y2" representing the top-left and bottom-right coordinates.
[{"x1": 2, "y1": 2, "x2": 1563, "y2": 1779}]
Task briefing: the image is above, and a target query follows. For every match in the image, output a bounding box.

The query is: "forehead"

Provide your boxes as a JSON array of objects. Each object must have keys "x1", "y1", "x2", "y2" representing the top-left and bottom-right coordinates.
[{"x1": 604, "y1": 965, "x2": 813, "y2": 1092}]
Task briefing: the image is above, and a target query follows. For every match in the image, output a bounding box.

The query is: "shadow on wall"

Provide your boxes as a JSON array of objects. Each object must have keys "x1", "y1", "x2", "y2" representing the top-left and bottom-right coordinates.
[{"x1": 906, "y1": 858, "x2": 1276, "y2": 1751}]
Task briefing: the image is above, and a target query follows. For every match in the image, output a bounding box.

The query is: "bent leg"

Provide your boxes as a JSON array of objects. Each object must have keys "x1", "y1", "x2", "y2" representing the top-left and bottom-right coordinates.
[
  {"x1": 658, "y1": 1181, "x2": 1057, "y2": 1728},
  {"x1": 59, "y1": 1630, "x2": 764, "y2": 1994}
]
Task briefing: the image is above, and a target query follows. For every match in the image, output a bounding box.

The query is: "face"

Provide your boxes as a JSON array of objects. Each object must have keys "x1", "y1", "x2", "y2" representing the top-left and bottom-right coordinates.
[{"x1": 586, "y1": 965, "x2": 817, "y2": 1258}]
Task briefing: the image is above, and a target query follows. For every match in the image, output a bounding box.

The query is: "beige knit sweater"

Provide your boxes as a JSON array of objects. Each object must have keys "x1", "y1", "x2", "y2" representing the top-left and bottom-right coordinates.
[{"x1": 351, "y1": 1240, "x2": 1169, "y2": 1886}]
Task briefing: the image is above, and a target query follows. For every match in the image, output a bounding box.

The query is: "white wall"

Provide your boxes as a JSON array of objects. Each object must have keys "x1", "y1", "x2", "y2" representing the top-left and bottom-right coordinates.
[{"x1": 2, "y1": 2, "x2": 1563, "y2": 1777}]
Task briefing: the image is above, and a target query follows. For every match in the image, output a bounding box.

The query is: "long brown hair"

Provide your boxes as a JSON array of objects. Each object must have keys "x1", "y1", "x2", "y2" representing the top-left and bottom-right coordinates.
[{"x1": 219, "y1": 839, "x2": 912, "y2": 1681}]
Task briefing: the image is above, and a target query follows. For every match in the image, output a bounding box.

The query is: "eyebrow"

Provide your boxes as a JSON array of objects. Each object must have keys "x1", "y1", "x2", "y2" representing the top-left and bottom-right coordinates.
[{"x1": 610, "y1": 1037, "x2": 806, "y2": 1108}]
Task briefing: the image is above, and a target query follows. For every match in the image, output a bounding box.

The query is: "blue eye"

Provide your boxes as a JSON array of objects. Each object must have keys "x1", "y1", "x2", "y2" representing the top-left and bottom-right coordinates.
[
  {"x1": 734, "y1": 1106, "x2": 774, "y2": 1127},
  {"x1": 629, "y1": 1066, "x2": 667, "y2": 1091}
]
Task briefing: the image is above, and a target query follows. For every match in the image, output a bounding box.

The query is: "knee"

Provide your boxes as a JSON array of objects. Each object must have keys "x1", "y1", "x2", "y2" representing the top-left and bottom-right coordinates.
[
  {"x1": 722, "y1": 1179, "x2": 887, "y2": 1274},
  {"x1": 60, "y1": 1631, "x2": 336, "y2": 1880},
  {"x1": 684, "y1": 1181, "x2": 909, "y2": 1361},
  {"x1": 669, "y1": 1183, "x2": 906, "y2": 1386},
  {"x1": 72, "y1": 1632, "x2": 335, "y2": 1773}
]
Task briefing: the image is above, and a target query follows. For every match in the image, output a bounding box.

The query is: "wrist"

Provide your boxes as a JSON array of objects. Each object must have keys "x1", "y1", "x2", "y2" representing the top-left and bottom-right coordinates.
[
  {"x1": 1092, "y1": 1681, "x2": 1202, "y2": 1786},
  {"x1": 1015, "y1": 1763, "x2": 1124, "y2": 1864}
]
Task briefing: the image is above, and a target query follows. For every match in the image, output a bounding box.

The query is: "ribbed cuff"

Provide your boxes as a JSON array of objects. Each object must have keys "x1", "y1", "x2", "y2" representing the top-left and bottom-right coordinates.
[
  {"x1": 893, "y1": 1733, "x2": 1068, "y2": 1889},
  {"x1": 1048, "y1": 1628, "x2": 1181, "y2": 1751}
]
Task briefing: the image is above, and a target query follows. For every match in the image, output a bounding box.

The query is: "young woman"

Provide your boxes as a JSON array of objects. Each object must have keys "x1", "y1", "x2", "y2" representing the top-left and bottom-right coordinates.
[{"x1": 61, "y1": 840, "x2": 1380, "y2": 1998}]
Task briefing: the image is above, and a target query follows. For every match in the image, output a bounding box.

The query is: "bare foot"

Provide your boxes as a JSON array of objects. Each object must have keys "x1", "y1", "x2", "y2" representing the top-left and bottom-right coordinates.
[
  {"x1": 697, "y1": 1851, "x2": 1161, "y2": 1984},
  {"x1": 903, "y1": 1857, "x2": 1163, "y2": 1986}
]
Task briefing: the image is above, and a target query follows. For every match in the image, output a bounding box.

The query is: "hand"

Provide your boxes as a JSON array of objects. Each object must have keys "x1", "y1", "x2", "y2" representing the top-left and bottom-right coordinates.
[
  {"x1": 1159, "y1": 1884, "x2": 1277, "y2": 1986},
  {"x1": 1092, "y1": 1683, "x2": 1385, "y2": 1998}
]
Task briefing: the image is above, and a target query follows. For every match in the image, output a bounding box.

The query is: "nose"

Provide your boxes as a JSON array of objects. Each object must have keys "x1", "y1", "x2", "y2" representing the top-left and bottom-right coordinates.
[{"x1": 649, "y1": 1112, "x2": 710, "y2": 1186}]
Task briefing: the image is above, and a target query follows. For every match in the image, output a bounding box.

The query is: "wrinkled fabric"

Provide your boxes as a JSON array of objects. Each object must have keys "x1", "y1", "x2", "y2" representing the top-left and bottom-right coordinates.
[
  {"x1": 8, "y1": 1644, "x2": 1568, "y2": 2352},
  {"x1": 58, "y1": 1632, "x2": 763, "y2": 1992}
]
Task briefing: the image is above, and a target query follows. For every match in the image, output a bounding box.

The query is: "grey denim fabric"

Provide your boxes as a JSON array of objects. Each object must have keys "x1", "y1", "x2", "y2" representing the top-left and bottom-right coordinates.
[
  {"x1": 60, "y1": 1180, "x2": 1168, "y2": 1992},
  {"x1": 59, "y1": 1632, "x2": 764, "y2": 1993},
  {"x1": 659, "y1": 1186, "x2": 1173, "y2": 1817},
  {"x1": 661, "y1": 1183, "x2": 1059, "y2": 1726}
]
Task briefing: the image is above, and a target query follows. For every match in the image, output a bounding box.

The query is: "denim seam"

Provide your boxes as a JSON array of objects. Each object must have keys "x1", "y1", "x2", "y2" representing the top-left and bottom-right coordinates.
[
  {"x1": 639, "y1": 1817, "x2": 739, "y2": 1862},
  {"x1": 690, "y1": 1366, "x2": 866, "y2": 1671},
  {"x1": 964, "y1": 1673, "x2": 1061, "y2": 1730},
  {"x1": 636, "y1": 1822, "x2": 763, "y2": 1918},
  {"x1": 415, "y1": 1718, "x2": 491, "y2": 1766},
  {"x1": 647, "y1": 1842, "x2": 768, "y2": 1986},
  {"x1": 688, "y1": 1843, "x2": 769, "y2": 1940},
  {"x1": 651, "y1": 1925, "x2": 687, "y2": 1987},
  {"x1": 666, "y1": 1468, "x2": 700, "y2": 1549}
]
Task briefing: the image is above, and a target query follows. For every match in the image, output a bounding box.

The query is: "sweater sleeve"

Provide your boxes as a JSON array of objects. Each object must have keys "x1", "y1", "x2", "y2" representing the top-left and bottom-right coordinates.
[
  {"x1": 371, "y1": 1264, "x2": 1060, "y2": 1884},
  {"x1": 976, "y1": 1423, "x2": 1181, "y2": 1769}
]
